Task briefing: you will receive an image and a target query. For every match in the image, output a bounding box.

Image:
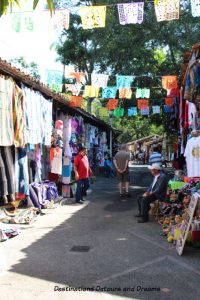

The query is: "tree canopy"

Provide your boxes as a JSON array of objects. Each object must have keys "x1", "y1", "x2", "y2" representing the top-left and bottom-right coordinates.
[{"x1": 54, "y1": 1, "x2": 200, "y2": 140}]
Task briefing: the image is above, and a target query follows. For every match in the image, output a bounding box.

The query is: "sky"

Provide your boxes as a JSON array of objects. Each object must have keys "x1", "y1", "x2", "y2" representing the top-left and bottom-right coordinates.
[{"x1": 0, "y1": 1, "x2": 71, "y2": 82}]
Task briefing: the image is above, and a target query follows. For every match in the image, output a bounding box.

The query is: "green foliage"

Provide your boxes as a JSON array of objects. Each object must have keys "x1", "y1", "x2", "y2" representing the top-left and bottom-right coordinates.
[
  {"x1": 54, "y1": 0, "x2": 200, "y2": 139},
  {"x1": 0, "y1": 0, "x2": 54, "y2": 17},
  {"x1": 112, "y1": 114, "x2": 163, "y2": 143},
  {"x1": 10, "y1": 56, "x2": 41, "y2": 80}
]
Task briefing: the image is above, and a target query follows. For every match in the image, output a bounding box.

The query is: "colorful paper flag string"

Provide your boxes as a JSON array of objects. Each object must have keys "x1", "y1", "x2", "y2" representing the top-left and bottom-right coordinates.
[
  {"x1": 165, "y1": 98, "x2": 173, "y2": 107},
  {"x1": 154, "y1": 0, "x2": 180, "y2": 22},
  {"x1": 45, "y1": 70, "x2": 63, "y2": 84},
  {"x1": 106, "y1": 99, "x2": 118, "y2": 110},
  {"x1": 162, "y1": 76, "x2": 178, "y2": 90},
  {"x1": 102, "y1": 87, "x2": 118, "y2": 99},
  {"x1": 128, "y1": 107, "x2": 137, "y2": 116},
  {"x1": 163, "y1": 105, "x2": 172, "y2": 113},
  {"x1": 141, "y1": 107, "x2": 149, "y2": 115},
  {"x1": 118, "y1": 2, "x2": 144, "y2": 25},
  {"x1": 84, "y1": 86, "x2": 99, "y2": 98},
  {"x1": 190, "y1": 0, "x2": 200, "y2": 17},
  {"x1": 116, "y1": 75, "x2": 134, "y2": 88},
  {"x1": 99, "y1": 107, "x2": 109, "y2": 117},
  {"x1": 49, "y1": 83, "x2": 62, "y2": 93},
  {"x1": 152, "y1": 106, "x2": 160, "y2": 114},
  {"x1": 113, "y1": 108, "x2": 124, "y2": 117},
  {"x1": 79, "y1": 6, "x2": 106, "y2": 29},
  {"x1": 119, "y1": 88, "x2": 132, "y2": 99},
  {"x1": 65, "y1": 83, "x2": 82, "y2": 96},
  {"x1": 67, "y1": 72, "x2": 86, "y2": 84},
  {"x1": 69, "y1": 96, "x2": 83, "y2": 107},
  {"x1": 137, "y1": 99, "x2": 149, "y2": 109},
  {"x1": 135, "y1": 88, "x2": 150, "y2": 99},
  {"x1": 52, "y1": 9, "x2": 70, "y2": 31},
  {"x1": 11, "y1": 12, "x2": 34, "y2": 32},
  {"x1": 91, "y1": 74, "x2": 109, "y2": 87}
]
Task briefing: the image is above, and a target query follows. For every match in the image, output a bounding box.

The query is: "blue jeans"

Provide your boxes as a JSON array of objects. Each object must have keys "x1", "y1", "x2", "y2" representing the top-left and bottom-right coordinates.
[{"x1": 76, "y1": 178, "x2": 90, "y2": 202}]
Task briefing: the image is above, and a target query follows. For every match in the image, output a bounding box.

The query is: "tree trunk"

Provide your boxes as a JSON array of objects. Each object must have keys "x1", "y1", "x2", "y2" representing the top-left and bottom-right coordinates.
[{"x1": 168, "y1": 44, "x2": 179, "y2": 76}]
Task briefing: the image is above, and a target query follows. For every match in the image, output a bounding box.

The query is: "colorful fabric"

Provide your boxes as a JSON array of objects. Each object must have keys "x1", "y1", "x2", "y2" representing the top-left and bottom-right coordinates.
[
  {"x1": 41, "y1": 97, "x2": 53, "y2": 146},
  {"x1": 137, "y1": 99, "x2": 149, "y2": 109},
  {"x1": 141, "y1": 107, "x2": 149, "y2": 115},
  {"x1": 70, "y1": 96, "x2": 83, "y2": 108},
  {"x1": 128, "y1": 107, "x2": 137, "y2": 116},
  {"x1": 83, "y1": 86, "x2": 99, "y2": 98},
  {"x1": 52, "y1": 9, "x2": 70, "y2": 31},
  {"x1": 163, "y1": 105, "x2": 172, "y2": 113},
  {"x1": 162, "y1": 76, "x2": 178, "y2": 89},
  {"x1": 15, "y1": 147, "x2": 29, "y2": 195},
  {"x1": 11, "y1": 12, "x2": 34, "y2": 32},
  {"x1": 116, "y1": 75, "x2": 134, "y2": 88},
  {"x1": 165, "y1": 98, "x2": 173, "y2": 107},
  {"x1": 13, "y1": 84, "x2": 26, "y2": 148},
  {"x1": 91, "y1": 73, "x2": 109, "y2": 87},
  {"x1": 113, "y1": 108, "x2": 124, "y2": 117},
  {"x1": 79, "y1": 6, "x2": 106, "y2": 29},
  {"x1": 45, "y1": 70, "x2": 62, "y2": 84},
  {"x1": 119, "y1": 88, "x2": 132, "y2": 99},
  {"x1": 154, "y1": 0, "x2": 180, "y2": 22},
  {"x1": 152, "y1": 106, "x2": 161, "y2": 114},
  {"x1": 99, "y1": 107, "x2": 109, "y2": 117},
  {"x1": 191, "y1": 0, "x2": 200, "y2": 17},
  {"x1": 135, "y1": 88, "x2": 150, "y2": 99},
  {"x1": 102, "y1": 87, "x2": 118, "y2": 99},
  {"x1": 0, "y1": 146, "x2": 15, "y2": 197},
  {"x1": 168, "y1": 180, "x2": 185, "y2": 190},
  {"x1": 118, "y1": 2, "x2": 144, "y2": 25},
  {"x1": 23, "y1": 87, "x2": 43, "y2": 145},
  {"x1": 0, "y1": 222, "x2": 20, "y2": 241},
  {"x1": 0, "y1": 77, "x2": 14, "y2": 146},
  {"x1": 1, "y1": 208, "x2": 37, "y2": 224},
  {"x1": 106, "y1": 99, "x2": 118, "y2": 110}
]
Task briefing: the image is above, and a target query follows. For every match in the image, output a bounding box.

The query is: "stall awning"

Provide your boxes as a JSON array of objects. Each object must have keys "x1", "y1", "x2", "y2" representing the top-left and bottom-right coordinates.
[{"x1": 0, "y1": 58, "x2": 112, "y2": 132}]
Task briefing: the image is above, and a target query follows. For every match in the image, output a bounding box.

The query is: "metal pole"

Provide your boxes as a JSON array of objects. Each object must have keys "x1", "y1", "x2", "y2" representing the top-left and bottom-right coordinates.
[
  {"x1": 109, "y1": 112, "x2": 113, "y2": 157},
  {"x1": 110, "y1": 128, "x2": 112, "y2": 158}
]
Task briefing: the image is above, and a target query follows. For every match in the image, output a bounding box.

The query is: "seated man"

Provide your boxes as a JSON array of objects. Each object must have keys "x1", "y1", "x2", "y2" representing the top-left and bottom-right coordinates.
[{"x1": 135, "y1": 163, "x2": 168, "y2": 223}]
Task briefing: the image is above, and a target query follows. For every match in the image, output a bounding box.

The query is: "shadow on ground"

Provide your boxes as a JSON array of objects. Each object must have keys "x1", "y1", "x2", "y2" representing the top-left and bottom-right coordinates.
[{"x1": 2, "y1": 166, "x2": 200, "y2": 300}]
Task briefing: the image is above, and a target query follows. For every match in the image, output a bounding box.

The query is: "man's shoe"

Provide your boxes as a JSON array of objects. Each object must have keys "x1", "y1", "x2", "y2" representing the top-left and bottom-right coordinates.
[
  {"x1": 137, "y1": 217, "x2": 149, "y2": 223},
  {"x1": 134, "y1": 213, "x2": 143, "y2": 218},
  {"x1": 76, "y1": 200, "x2": 84, "y2": 204},
  {"x1": 124, "y1": 193, "x2": 131, "y2": 198}
]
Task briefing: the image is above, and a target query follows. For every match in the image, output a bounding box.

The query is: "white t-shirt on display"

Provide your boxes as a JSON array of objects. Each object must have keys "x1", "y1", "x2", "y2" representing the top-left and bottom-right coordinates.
[{"x1": 184, "y1": 136, "x2": 200, "y2": 177}]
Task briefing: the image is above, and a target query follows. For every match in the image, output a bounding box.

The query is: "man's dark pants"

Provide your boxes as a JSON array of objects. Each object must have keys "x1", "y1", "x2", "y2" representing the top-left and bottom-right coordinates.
[
  {"x1": 76, "y1": 178, "x2": 90, "y2": 202},
  {"x1": 137, "y1": 194, "x2": 157, "y2": 218}
]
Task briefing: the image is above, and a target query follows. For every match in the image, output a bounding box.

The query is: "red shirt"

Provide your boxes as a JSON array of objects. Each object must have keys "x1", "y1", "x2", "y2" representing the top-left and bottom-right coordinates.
[{"x1": 74, "y1": 154, "x2": 91, "y2": 179}]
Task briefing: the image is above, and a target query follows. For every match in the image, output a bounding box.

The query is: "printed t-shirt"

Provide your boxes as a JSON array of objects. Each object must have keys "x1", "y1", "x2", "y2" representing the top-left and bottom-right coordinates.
[
  {"x1": 114, "y1": 150, "x2": 130, "y2": 171},
  {"x1": 184, "y1": 136, "x2": 200, "y2": 177},
  {"x1": 74, "y1": 154, "x2": 90, "y2": 179}
]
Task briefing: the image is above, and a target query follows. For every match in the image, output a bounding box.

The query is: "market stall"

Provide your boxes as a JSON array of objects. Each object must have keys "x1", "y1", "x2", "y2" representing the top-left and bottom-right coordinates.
[
  {"x1": 154, "y1": 43, "x2": 200, "y2": 255},
  {"x1": 0, "y1": 58, "x2": 112, "y2": 240}
]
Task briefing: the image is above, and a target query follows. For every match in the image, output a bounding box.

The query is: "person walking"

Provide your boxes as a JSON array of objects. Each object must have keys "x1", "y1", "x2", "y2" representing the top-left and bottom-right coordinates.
[
  {"x1": 74, "y1": 145, "x2": 92, "y2": 204},
  {"x1": 113, "y1": 145, "x2": 130, "y2": 198}
]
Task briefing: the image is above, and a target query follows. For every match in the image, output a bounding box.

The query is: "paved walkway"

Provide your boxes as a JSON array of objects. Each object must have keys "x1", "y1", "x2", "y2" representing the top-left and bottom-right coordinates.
[{"x1": 0, "y1": 166, "x2": 200, "y2": 300}]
